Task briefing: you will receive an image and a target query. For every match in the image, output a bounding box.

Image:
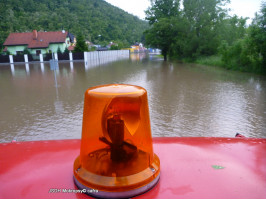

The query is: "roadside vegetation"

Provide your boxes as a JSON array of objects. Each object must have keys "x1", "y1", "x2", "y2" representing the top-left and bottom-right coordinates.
[
  {"x1": 145, "y1": 0, "x2": 266, "y2": 75},
  {"x1": 194, "y1": 55, "x2": 224, "y2": 68}
]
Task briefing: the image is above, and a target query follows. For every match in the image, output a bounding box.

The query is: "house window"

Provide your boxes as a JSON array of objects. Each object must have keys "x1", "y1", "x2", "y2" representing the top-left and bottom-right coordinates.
[
  {"x1": 16, "y1": 51, "x2": 23, "y2": 55},
  {"x1": 36, "y1": 50, "x2": 41, "y2": 55}
]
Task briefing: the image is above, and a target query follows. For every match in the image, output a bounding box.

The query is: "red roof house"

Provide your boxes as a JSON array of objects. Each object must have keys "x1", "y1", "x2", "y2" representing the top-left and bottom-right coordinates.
[{"x1": 3, "y1": 30, "x2": 73, "y2": 55}]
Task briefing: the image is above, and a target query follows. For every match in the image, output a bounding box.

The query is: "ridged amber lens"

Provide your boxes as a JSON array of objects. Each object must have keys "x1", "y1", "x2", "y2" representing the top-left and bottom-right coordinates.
[{"x1": 73, "y1": 84, "x2": 160, "y2": 198}]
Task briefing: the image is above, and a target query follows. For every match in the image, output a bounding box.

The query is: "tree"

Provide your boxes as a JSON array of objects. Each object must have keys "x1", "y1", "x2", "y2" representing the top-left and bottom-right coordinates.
[
  {"x1": 217, "y1": 2, "x2": 266, "y2": 74},
  {"x1": 217, "y1": 15, "x2": 247, "y2": 46},
  {"x1": 64, "y1": 47, "x2": 69, "y2": 53},
  {"x1": 145, "y1": 0, "x2": 181, "y2": 60},
  {"x1": 248, "y1": 2, "x2": 266, "y2": 72},
  {"x1": 74, "y1": 33, "x2": 88, "y2": 52},
  {"x1": 110, "y1": 44, "x2": 120, "y2": 50},
  {"x1": 182, "y1": 0, "x2": 230, "y2": 57},
  {"x1": 145, "y1": 17, "x2": 185, "y2": 61},
  {"x1": 145, "y1": 0, "x2": 230, "y2": 60},
  {"x1": 57, "y1": 46, "x2": 62, "y2": 54},
  {"x1": 145, "y1": 0, "x2": 180, "y2": 25},
  {"x1": 6, "y1": 50, "x2": 11, "y2": 55}
]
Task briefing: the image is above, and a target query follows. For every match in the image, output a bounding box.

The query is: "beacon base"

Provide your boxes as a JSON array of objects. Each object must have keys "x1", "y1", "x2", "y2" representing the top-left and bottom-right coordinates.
[{"x1": 73, "y1": 173, "x2": 160, "y2": 198}]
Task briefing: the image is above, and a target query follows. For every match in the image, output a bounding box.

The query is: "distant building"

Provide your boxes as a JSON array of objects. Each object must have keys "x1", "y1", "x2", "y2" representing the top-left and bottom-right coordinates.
[
  {"x1": 130, "y1": 42, "x2": 147, "y2": 53},
  {"x1": 3, "y1": 30, "x2": 74, "y2": 55}
]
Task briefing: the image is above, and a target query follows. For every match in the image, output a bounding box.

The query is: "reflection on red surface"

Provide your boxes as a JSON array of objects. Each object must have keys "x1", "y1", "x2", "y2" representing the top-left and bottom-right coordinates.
[{"x1": 0, "y1": 137, "x2": 266, "y2": 199}]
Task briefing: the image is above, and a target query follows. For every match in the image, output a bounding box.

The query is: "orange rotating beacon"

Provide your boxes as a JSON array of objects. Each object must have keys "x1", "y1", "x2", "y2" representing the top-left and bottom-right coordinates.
[{"x1": 73, "y1": 84, "x2": 160, "y2": 198}]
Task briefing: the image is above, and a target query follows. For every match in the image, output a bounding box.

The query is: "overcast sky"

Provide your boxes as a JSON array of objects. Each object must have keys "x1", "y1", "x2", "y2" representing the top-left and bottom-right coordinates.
[{"x1": 105, "y1": 0, "x2": 264, "y2": 24}]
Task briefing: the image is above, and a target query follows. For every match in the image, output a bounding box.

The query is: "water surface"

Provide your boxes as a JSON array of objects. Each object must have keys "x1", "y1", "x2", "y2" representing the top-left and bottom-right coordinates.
[{"x1": 0, "y1": 54, "x2": 265, "y2": 142}]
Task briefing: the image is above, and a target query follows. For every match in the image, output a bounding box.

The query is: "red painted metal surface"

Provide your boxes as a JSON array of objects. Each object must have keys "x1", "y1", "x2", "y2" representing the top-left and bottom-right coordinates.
[{"x1": 0, "y1": 137, "x2": 266, "y2": 199}]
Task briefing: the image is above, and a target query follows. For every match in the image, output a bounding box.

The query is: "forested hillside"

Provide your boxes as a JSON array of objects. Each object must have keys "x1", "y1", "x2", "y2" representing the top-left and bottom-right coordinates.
[{"x1": 0, "y1": 0, "x2": 148, "y2": 50}]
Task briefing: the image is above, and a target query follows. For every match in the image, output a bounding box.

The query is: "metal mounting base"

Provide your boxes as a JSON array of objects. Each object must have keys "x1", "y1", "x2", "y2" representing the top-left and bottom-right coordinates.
[{"x1": 73, "y1": 173, "x2": 160, "y2": 198}]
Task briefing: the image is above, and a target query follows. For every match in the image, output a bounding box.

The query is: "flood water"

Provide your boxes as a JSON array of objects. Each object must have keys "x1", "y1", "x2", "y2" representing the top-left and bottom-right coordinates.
[{"x1": 0, "y1": 53, "x2": 266, "y2": 142}]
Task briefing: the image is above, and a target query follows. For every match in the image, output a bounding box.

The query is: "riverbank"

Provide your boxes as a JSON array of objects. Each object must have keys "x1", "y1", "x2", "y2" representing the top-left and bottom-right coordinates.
[
  {"x1": 183, "y1": 55, "x2": 266, "y2": 76},
  {"x1": 156, "y1": 53, "x2": 265, "y2": 75}
]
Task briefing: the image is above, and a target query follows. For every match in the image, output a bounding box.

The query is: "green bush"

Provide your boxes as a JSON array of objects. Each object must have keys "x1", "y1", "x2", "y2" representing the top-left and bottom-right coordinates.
[
  {"x1": 23, "y1": 47, "x2": 31, "y2": 55},
  {"x1": 110, "y1": 45, "x2": 119, "y2": 50},
  {"x1": 218, "y1": 37, "x2": 264, "y2": 74}
]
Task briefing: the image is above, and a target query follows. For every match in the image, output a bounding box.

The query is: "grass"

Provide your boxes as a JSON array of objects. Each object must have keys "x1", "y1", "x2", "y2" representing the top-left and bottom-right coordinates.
[{"x1": 194, "y1": 55, "x2": 224, "y2": 67}]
